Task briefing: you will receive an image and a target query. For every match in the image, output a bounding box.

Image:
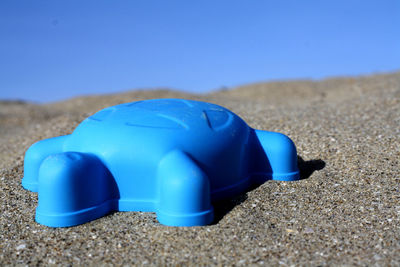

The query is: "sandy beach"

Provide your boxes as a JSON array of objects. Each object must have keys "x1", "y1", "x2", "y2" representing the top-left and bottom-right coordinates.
[{"x1": 1, "y1": 72, "x2": 399, "y2": 265}]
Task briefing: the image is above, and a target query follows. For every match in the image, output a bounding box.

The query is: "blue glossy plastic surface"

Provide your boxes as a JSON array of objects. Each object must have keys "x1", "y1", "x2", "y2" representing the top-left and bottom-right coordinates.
[{"x1": 22, "y1": 98, "x2": 300, "y2": 227}]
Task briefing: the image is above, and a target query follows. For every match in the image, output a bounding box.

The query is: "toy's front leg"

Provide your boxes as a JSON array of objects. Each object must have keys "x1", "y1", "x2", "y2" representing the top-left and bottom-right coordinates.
[
  {"x1": 156, "y1": 150, "x2": 214, "y2": 226},
  {"x1": 35, "y1": 152, "x2": 118, "y2": 227},
  {"x1": 254, "y1": 129, "x2": 300, "y2": 181},
  {"x1": 22, "y1": 135, "x2": 70, "y2": 192}
]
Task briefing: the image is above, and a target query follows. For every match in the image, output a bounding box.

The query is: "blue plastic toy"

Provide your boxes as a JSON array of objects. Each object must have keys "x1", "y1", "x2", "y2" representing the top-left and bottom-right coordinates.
[{"x1": 22, "y1": 99, "x2": 299, "y2": 227}]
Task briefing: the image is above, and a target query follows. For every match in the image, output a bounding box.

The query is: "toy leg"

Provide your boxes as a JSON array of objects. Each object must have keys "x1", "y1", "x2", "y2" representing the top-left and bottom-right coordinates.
[
  {"x1": 35, "y1": 152, "x2": 118, "y2": 227},
  {"x1": 254, "y1": 130, "x2": 300, "y2": 181},
  {"x1": 156, "y1": 150, "x2": 214, "y2": 226},
  {"x1": 22, "y1": 135, "x2": 69, "y2": 192}
]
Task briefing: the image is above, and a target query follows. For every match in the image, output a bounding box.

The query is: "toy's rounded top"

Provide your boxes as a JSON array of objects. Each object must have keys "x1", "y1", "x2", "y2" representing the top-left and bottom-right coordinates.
[
  {"x1": 67, "y1": 98, "x2": 249, "y2": 160},
  {"x1": 83, "y1": 98, "x2": 239, "y2": 132}
]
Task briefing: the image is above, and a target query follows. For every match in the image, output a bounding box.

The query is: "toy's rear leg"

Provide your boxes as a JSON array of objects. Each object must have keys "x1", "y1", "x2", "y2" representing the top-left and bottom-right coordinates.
[
  {"x1": 35, "y1": 152, "x2": 118, "y2": 227},
  {"x1": 22, "y1": 135, "x2": 70, "y2": 192},
  {"x1": 156, "y1": 150, "x2": 214, "y2": 226},
  {"x1": 254, "y1": 130, "x2": 300, "y2": 181}
]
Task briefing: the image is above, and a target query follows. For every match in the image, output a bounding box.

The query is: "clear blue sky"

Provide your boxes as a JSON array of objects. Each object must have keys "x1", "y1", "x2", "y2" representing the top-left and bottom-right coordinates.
[{"x1": 1, "y1": 0, "x2": 399, "y2": 103}]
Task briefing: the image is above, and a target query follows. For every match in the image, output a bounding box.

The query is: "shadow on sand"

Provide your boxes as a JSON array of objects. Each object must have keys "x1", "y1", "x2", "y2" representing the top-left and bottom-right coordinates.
[{"x1": 212, "y1": 156, "x2": 326, "y2": 224}]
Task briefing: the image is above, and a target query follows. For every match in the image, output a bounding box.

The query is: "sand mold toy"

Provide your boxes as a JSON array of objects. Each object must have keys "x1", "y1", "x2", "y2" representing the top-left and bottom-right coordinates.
[{"x1": 22, "y1": 98, "x2": 299, "y2": 227}]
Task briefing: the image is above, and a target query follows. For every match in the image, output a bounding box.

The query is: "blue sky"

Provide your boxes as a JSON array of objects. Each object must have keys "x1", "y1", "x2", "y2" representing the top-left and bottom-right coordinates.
[{"x1": 1, "y1": 0, "x2": 399, "y2": 103}]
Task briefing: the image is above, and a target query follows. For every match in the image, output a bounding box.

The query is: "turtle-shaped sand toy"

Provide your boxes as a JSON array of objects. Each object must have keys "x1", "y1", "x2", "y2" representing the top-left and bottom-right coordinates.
[{"x1": 22, "y1": 99, "x2": 300, "y2": 227}]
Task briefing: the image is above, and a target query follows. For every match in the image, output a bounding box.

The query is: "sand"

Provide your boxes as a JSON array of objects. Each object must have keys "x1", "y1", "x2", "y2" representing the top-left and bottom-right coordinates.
[{"x1": 0, "y1": 72, "x2": 399, "y2": 265}]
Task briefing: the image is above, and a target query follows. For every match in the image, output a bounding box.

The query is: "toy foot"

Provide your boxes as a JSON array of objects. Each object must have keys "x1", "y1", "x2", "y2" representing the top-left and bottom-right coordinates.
[
  {"x1": 35, "y1": 152, "x2": 118, "y2": 227},
  {"x1": 254, "y1": 130, "x2": 300, "y2": 181},
  {"x1": 22, "y1": 135, "x2": 69, "y2": 192},
  {"x1": 156, "y1": 150, "x2": 214, "y2": 226}
]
